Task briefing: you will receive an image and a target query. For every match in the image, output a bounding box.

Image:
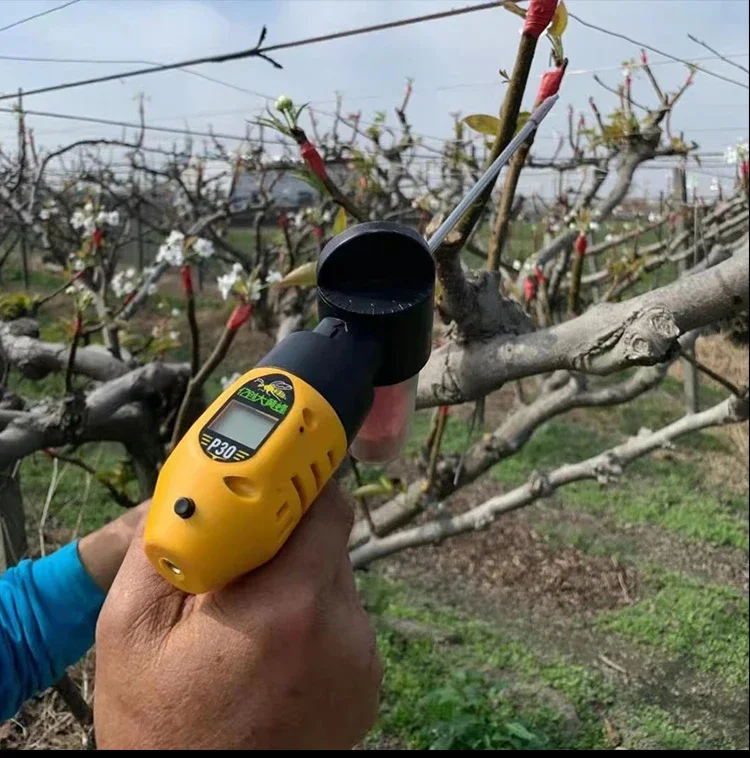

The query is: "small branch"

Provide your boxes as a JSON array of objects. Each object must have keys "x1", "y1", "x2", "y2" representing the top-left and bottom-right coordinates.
[
  {"x1": 678, "y1": 346, "x2": 745, "y2": 397},
  {"x1": 349, "y1": 454, "x2": 379, "y2": 537},
  {"x1": 64, "y1": 314, "x2": 82, "y2": 393},
  {"x1": 170, "y1": 323, "x2": 240, "y2": 448},
  {"x1": 425, "y1": 406, "x2": 449, "y2": 491},
  {"x1": 44, "y1": 449, "x2": 135, "y2": 508},
  {"x1": 350, "y1": 393, "x2": 749, "y2": 568}
]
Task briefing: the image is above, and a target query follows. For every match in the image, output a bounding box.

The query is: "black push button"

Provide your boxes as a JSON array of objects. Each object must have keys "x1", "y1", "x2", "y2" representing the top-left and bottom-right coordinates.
[{"x1": 174, "y1": 497, "x2": 195, "y2": 519}]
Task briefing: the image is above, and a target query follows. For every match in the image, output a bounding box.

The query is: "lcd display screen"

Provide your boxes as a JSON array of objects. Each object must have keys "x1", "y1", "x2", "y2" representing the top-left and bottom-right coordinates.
[{"x1": 208, "y1": 400, "x2": 277, "y2": 449}]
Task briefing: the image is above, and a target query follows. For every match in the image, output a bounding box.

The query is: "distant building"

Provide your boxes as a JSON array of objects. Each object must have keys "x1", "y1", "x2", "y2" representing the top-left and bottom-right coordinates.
[{"x1": 230, "y1": 169, "x2": 319, "y2": 212}]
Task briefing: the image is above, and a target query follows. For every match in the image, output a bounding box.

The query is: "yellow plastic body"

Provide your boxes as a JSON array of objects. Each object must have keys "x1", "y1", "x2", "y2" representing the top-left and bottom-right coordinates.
[{"x1": 144, "y1": 367, "x2": 347, "y2": 595}]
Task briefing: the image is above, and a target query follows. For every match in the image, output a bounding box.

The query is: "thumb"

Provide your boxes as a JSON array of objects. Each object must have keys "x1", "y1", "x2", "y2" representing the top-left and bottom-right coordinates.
[{"x1": 102, "y1": 506, "x2": 190, "y2": 638}]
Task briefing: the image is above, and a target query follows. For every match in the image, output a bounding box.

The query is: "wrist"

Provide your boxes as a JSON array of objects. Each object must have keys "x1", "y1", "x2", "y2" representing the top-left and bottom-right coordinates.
[{"x1": 77, "y1": 502, "x2": 150, "y2": 592}]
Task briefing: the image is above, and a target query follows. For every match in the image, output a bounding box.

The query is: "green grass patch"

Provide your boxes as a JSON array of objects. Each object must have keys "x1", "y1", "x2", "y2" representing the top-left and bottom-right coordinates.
[
  {"x1": 359, "y1": 573, "x2": 736, "y2": 749},
  {"x1": 360, "y1": 573, "x2": 612, "y2": 750},
  {"x1": 622, "y1": 704, "x2": 705, "y2": 750},
  {"x1": 598, "y1": 570, "x2": 749, "y2": 689},
  {"x1": 563, "y1": 458, "x2": 748, "y2": 549},
  {"x1": 19, "y1": 444, "x2": 137, "y2": 538}
]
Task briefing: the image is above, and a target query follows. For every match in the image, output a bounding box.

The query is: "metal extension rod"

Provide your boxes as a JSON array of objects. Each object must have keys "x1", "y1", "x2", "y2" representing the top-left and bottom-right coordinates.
[{"x1": 427, "y1": 94, "x2": 559, "y2": 254}]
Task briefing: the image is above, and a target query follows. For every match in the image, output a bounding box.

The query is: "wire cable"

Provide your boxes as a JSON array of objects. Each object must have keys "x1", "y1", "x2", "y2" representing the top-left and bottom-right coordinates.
[
  {"x1": 0, "y1": 0, "x2": 80, "y2": 35},
  {"x1": 0, "y1": 1, "x2": 513, "y2": 103},
  {"x1": 568, "y1": 11, "x2": 749, "y2": 90}
]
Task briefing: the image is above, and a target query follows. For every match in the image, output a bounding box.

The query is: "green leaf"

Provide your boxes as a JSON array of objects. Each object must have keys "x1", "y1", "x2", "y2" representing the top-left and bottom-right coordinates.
[
  {"x1": 548, "y1": 0, "x2": 568, "y2": 37},
  {"x1": 505, "y1": 722, "x2": 537, "y2": 742},
  {"x1": 332, "y1": 205, "x2": 347, "y2": 235},
  {"x1": 462, "y1": 114, "x2": 501, "y2": 136},
  {"x1": 275, "y1": 261, "x2": 317, "y2": 288}
]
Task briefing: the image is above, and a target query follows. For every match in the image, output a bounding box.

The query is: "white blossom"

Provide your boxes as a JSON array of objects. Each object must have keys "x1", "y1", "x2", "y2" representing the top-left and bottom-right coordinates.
[
  {"x1": 266, "y1": 270, "x2": 284, "y2": 285},
  {"x1": 70, "y1": 208, "x2": 96, "y2": 237},
  {"x1": 171, "y1": 307, "x2": 181, "y2": 317},
  {"x1": 589, "y1": 221, "x2": 600, "y2": 231},
  {"x1": 169, "y1": 330, "x2": 180, "y2": 342},
  {"x1": 217, "y1": 262, "x2": 243, "y2": 301},
  {"x1": 39, "y1": 208, "x2": 51, "y2": 221},
  {"x1": 512, "y1": 259, "x2": 522, "y2": 272},
  {"x1": 648, "y1": 212, "x2": 659, "y2": 223},
  {"x1": 192, "y1": 237, "x2": 214, "y2": 259},
  {"x1": 65, "y1": 280, "x2": 94, "y2": 308},
  {"x1": 96, "y1": 210, "x2": 120, "y2": 227},
  {"x1": 247, "y1": 278, "x2": 262, "y2": 302},
  {"x1": 156, "y1": 229, "x2": 185, "y2": 267},
  {"x1": 322, "y1": 210, "x2": 332, "y2": 223},
  {"x1": 605, "y1": 233, "x2": 615, "y2": 243},
  {"x1": 111, "y1": 269, "x2": 137, "y2": 298},
  {"x1": 710, "y1": 177, "x2": 720, "y2": 193},
  {"x1": 72, "y1": 257, "x2": 86, "y2": 272},
  {"x1": 151, "y1": 325, "x2": 160, "y2": 339}
]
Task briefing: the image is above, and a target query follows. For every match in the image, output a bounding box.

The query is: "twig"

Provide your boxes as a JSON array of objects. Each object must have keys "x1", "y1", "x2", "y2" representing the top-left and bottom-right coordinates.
[
  {"x1": 598, "y1": 653, "x2": 628, "y2": 675},
  {"x1": 349, "y1": 454, "x2": 379, "y2": 537},
  {"x1": 170, "y1": 323, "x2": 241, "y2": 448},
  {"x1": 44, "y1": 449, "x2": 135, "y2": 508},
  {"x1": 53, "y1": 672, "x2": 94, "y2": 744},
  {"x1": 678, "y1": 347, "x2": 745, "y2": 397},
  {"x1": 425, "y1": 406, "x2": 449, "y2": 490},
  {"x1": 64, "y1": 313, "x2": 83, "y2": 394}
]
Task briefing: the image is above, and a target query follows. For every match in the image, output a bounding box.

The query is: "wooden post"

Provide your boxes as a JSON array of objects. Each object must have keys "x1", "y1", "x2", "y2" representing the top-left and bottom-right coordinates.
[{"x1": 673, "y1": 167, "x2": 699, "y2": 414}]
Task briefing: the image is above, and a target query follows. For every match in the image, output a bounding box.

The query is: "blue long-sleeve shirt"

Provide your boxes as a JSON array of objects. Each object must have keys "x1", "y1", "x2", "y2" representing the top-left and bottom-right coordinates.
[{"x1": 0, "y1": 541, "x2": 106, "y2": 722}]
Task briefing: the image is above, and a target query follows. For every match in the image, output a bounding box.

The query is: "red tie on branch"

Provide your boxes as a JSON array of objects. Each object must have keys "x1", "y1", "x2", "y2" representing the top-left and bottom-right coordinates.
[
  {"x1": 313, "y1": 226, "x2": 323, "y2": 240},
  {"x1": 226, "y1": 302, "x2": 253, "y2": 332},
  {"x1": 535, "y1": 265, "x2": 547, "y2": 286},
  {"x1": 92, "y1": 228, "x2": 104, "y2": 251},
  {"x1": 523, "y1": 276, "x2": 537, "y2": 303},
  {"x1": 438, "y1": 405, "x2": 450, "y2": 420},
  {"x1": 278, "y1": 213, "x2": 288, "y2": 230},
  {"x1": 535, "y1": 59, "x2": 568, "y2": 107},
  {"x1": 181, "y1": 265, "x2": 193, "y2": 296},
  {"x1": 741, "y1": 159, "x2": 749, "y2": 181},
  {"x1": 523, "y1": 0, "x2": 558, "y2": 39},
  {"x1": 300, "y1": 141, "x2": 328, "y2": 182},
  {"x1": 575, "y1": 233, "x2": 588, "y2": 257}
]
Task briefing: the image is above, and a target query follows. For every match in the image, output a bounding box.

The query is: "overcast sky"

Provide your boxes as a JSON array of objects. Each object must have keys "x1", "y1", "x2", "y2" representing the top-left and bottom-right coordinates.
[{"x1": 1, "y1": 0, "x2": 748, "y2": 197}]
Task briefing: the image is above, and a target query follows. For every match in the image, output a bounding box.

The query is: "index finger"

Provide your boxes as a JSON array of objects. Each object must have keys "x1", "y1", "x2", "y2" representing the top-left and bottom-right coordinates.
[{"x1": 213, "y1": 479, "x2": 355, "y2": 605}]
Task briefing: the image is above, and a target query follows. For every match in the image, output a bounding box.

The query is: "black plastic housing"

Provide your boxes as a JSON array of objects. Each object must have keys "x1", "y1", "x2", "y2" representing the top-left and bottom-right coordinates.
[
  {"x1": 255, "y1": 317, "x2": 381, "y2": 442},
  {"x1": 316, "y1": 221, "x2": 435, "y2": 387}
]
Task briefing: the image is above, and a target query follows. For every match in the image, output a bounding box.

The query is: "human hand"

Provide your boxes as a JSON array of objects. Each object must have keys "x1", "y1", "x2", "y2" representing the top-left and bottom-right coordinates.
[
  {"x1": 93, "y1": 481, "x2": 381, "y2": 750},
  {"x1": 77, "y1": 500, "x2": 150, "y2": 592}
]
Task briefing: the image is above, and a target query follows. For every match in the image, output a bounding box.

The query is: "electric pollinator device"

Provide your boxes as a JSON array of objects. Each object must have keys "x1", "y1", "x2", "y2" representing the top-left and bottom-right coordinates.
[{"x1": 143, "y1": 96, "x2": 559, "y2": 595}]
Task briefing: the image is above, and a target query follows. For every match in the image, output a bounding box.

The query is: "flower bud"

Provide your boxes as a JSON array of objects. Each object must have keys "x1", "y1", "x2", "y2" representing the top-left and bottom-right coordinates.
[{"x1": 275, "y1": 94, "x2": 293, "y2": 113}]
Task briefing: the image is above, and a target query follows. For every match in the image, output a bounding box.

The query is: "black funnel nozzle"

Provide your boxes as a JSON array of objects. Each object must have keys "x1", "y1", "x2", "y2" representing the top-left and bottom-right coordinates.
[{"x1": 316, "y1": 221, "x2": 435, "y2": 387}]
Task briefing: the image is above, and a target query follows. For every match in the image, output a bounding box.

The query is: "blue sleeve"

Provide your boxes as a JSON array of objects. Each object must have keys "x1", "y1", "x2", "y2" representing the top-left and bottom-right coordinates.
[{"x1": 0, "y1": 540, "x2": 106, "y2": 721}]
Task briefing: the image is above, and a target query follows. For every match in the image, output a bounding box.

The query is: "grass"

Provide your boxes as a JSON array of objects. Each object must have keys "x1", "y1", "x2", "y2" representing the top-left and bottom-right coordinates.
[
  {"x1": 483, "y1": 379, "x2": 747, "y2": 549},
  {"x1": 360, "y1": 573, "x2": 730, "y2": 750},
  {"x1": 19, "y1": 443, "x2": 134, "y2": 540},
  {"x1": 598, "y1": 570, "x2": 749, "y2": 690}
]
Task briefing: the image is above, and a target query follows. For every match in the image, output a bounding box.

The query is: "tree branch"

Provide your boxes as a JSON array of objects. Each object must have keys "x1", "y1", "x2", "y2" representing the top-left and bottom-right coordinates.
[
  {"x1": 350, "y1": 392, "x2": 749, "y2": 568},
  {"x1": 417, "y1": 249, "x2": 749, "y2": 408}
]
